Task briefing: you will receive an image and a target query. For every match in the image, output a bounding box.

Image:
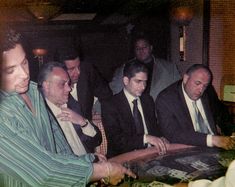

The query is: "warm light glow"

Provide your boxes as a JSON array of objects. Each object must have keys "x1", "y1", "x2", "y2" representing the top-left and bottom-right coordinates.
[
  {"x1": 27, "y1": 2, "x2": 60, "y2": 20},
  {"x1": 32, "y1": 48, "x2": 47, "y2": 56},
  {"x1": 171, "y1": 6, "x2": 194, "y2": 26}
]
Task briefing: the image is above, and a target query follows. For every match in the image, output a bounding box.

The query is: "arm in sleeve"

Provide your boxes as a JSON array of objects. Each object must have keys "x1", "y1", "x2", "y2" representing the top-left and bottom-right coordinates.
[
  {"x1": 0, "y1": 116, "x2": 94, "y2": 187},
  {"x1": 80, "y1": 122, "x2": 102, "y2": 152},
  {"x1": 101, "y1": 100, "x2": 145, "y2": 156},
  {"x1": 155, "y1": 97, "x2": 208, "y2": 146}
]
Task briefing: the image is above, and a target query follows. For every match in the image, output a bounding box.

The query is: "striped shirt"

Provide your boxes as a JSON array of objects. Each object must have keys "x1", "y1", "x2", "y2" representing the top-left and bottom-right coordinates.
[{"x1": 0, "y1": 82, "x2": 94, "y2": 187}]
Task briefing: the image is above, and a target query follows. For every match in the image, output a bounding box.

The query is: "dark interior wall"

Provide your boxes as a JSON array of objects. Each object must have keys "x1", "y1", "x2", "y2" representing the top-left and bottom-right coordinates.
[{"x1": 13, "y1": 12, "x2": 170, "y2": 83}]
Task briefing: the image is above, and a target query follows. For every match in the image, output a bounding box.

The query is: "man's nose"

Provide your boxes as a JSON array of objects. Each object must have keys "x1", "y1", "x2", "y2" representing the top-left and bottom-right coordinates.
[
  {"x1": 74, "y1": 67, "x2": 80, "y2": 76},
  {"x1": 140, "y1": 82, "x2": 146, "y2": 90},
  {"x1": 19, "y1": 66, "x2": 29, "y2": 79},
  {"x1": 65, "y1": 83, "x2": 72, "y2": 92}
]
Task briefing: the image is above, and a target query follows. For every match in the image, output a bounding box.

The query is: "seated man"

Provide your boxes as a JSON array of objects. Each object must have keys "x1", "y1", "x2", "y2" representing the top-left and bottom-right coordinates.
[
  {"x1": 0, "y1": 27, "x2": 135, "y2": 186},
  {"x1": 155, "y1": 64, "x2": 235, "y2": 150},
  {"x1": 38, "y1": 61, "x2": 102, "y2": 156},
  {"x1": 102, "y1": 61, "x2": 169, "y2": 158}
]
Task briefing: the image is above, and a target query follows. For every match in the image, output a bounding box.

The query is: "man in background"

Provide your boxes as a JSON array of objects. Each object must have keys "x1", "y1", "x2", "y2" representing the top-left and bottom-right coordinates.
[
  {"x1": 109, "y1": 35, "x2": 181, "y2": 101},
  {"x1": 58, "y1": 48, "x2": 112, "y2": 120}
]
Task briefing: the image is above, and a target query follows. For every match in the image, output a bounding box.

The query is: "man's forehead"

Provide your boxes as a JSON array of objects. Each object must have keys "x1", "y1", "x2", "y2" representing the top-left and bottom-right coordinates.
[
  {"x1": 131, "y1": 72, "x2": 148, "y2": 80},
  {"x1": 51, "y1": 67, "x2": 68, "y2": 79},
  {"x1": 135, "y1": 40, "x2": 150, "y2": 47},
  {"x1": 64, "y1": 58, "x2": 80, "y2": 67},
  {"x1": 1, "y1": 46, "x2": 25, "y2": 69}
]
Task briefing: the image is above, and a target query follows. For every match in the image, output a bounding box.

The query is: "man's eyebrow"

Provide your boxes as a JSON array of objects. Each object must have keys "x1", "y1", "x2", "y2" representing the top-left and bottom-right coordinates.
[
  {"x1": 3, "y1": 64, "x2": 15, "y2": 72},
  {"x1": 3, "y1": 57, "x2": 26, "y2": 71}
]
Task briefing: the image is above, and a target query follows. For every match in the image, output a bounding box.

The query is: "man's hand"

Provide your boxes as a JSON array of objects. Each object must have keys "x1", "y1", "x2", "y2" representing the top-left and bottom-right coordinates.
[
  {"x1": 92, "y1": 162, "x2": 136, "y2": 185},
  {"x1": 108, "y1": 162, "x2": 136, "y2": 185},
  {"x1": 145, "y1": 135, "x2": 169, "y2": 154},
  {"x1": 94, "y1": 153, "x2": 107, "y2": 162},
  {"x1": 57, "y1": 107, "x2": 87, "y2": 126},
  {"x1": 212, "y1": 135, "x2": 235, "y2": 150}
]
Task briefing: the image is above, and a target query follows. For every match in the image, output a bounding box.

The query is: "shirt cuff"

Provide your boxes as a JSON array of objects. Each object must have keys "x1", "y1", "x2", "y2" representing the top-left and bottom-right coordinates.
[
  {"x1": 206, "y1": 135, "x2": 213, "y2": 147},
  {"x1": 143, "y1": 134, "x2": 147, "y2": 145},
  {"x1": 81, "y1": 121, "x2": 96, "y2": 137}
]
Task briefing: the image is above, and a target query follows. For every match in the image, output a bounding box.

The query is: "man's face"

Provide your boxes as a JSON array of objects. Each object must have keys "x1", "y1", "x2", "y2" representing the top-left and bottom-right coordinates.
[
  {"x1": 64, "y1": 58, "x2": 81, "y2": 85},
  {"x1": 134, "y1": 39, "x2": 153, "y2": 62},
  {"x1": 123, "y1": 72, "x2": 147, "y2": 97},
  {"x1": 43, "y1": 67, "x2": 71, "y2": 106},
  {"x1": 183, "y1": 69, "x2": 211, "y2": 101},
  {"x1": 1, "y1": 44, "x2": 30, "y2": 94}
]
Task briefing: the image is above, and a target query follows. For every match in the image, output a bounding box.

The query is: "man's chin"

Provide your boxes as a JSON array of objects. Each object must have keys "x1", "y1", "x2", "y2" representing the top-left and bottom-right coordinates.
[
  {"x1": 18, "y1": 82, "x2": 30, "y2": 92},
  {"x1": 17, "y1": 87, "x2": 29, "y2": 94}
]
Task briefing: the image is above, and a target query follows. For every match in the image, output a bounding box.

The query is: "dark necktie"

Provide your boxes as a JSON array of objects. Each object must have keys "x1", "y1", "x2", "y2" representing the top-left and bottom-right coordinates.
[
  {"x1": 192, "y1": 101, "x2": 210, "y2": 134},
  {"x1": 132, "y1": 99, "x2": 145, "y2": 134}
]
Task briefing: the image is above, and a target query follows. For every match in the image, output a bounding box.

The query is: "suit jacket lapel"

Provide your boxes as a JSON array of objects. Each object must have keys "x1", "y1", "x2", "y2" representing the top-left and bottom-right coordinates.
[
  {"x1": 118, "y1": 91, "x2": 136, "y2": 133},
  {"x1": 177, "y1": 81, "x2": 196, "y2": 127}
]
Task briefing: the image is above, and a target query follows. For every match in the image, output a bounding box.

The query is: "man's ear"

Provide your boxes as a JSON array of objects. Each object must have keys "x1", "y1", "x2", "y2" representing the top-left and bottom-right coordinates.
[
  {"x1": 123, "y1": 76, "x2": 129, "y2": 86},
  {"x1": 42, "y1": 81, "x2": 49, "y2": 94},
  {"x1": 183, "y1": 74, "x2": 189, "y2": 84}
]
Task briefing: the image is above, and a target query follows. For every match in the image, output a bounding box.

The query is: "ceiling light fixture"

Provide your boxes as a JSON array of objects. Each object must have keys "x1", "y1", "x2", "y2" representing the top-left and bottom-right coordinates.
[{"x1": 27, "y1": 1, "x2": 60, "y2": 20}]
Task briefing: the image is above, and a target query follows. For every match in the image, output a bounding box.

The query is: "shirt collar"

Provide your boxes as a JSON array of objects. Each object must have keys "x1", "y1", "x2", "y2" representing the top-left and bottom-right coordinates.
[
  {"x1": 123, "y1": 88, "x2": 139, "y2": 105},
  {"x1": 46, "y1": 98, "x2": 67, "y2": 115},
  {"x1": 182, "y1": 82, "x2": 201, "y2": 104}
]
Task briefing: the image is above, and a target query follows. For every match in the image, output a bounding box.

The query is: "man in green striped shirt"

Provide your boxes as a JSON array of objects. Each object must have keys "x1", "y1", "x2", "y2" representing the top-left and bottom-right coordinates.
[{"x1": 0, "y1": 28, "x2": 134, "y2": 187}]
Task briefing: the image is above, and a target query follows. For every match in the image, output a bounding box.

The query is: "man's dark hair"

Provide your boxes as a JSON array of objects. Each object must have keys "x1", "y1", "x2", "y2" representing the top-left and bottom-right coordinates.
[
  {"x1": 132, "y1": 35, "x2": 152, "y2": 47},
  {"x1": 0, "y1": 28, "x2": 23, "y2": 66},
  {"x1": 37, "y1": 61, "x2": 67, "y2": 89},
  {"x1": 123, "y1": 60, "x2": 148, "y2": 79},
  {"x1": 186, "y1": 63, "x2": 213, "y2": 82},
  {"x1": 0, "y1": 28, "x2": 22, "y2": 53},
  {"x1": 57, "y1": 47, "x2": 81, "y2": 64}
]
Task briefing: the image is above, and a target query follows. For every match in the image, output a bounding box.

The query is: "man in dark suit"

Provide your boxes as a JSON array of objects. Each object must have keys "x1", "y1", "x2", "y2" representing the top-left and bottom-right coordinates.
[
  {"x1": 58, "y1": 48, "x2": 112, "y2": 120},
  {"x1": 38, "y1": 61, "x2": 103, "y2": 156},
  {"x1": 155, "y1": 64, "x2": 235, "y2": 150},
  {"x1": 102, "y1": 61, "x2": 169, "y2": 158}
]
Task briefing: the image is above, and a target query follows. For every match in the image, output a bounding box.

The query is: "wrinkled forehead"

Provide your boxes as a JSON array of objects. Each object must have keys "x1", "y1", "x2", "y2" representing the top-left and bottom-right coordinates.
[{"x1": 49, "y1": 67, "x2": 69, "y2": 81}]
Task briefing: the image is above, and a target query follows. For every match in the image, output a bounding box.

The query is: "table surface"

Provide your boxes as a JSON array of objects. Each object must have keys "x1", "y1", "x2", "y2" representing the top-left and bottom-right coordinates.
[{"x1": 108, "y1": 144, "x2": 235, "y2": 186}]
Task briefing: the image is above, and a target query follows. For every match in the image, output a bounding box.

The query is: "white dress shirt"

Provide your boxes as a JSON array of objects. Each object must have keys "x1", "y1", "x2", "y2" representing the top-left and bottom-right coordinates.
[
  {"x1": 46, "y1": 99, "x2": 88, "y2": 156},
  {"x1": 182, "y1": 83, "x2": 214, "y2": 147},
  {"x1": 70, "y1": 83, "x2": 78, "y2": 101}
]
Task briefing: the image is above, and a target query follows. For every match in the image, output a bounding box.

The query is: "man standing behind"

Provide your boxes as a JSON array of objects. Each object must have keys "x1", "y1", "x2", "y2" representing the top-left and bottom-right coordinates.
[
  {"x1": 110, "y1": 35, "x2": 181, "y2": 100},
  {"x1": 58, "y1": 48, "x2": 112, "y2": 120},
  {"x1": 102, "y1": 61, "x2": 169, "y2": 158},
  {"x1": 0, "y1": 28, "x2": 135, "y2": 186},
  {"x1": 38, "y1": 62, "x2": 102, "y2": 156},
  {"x1": 156, "y1": 64, "x2": 235, "y2": 150}
]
